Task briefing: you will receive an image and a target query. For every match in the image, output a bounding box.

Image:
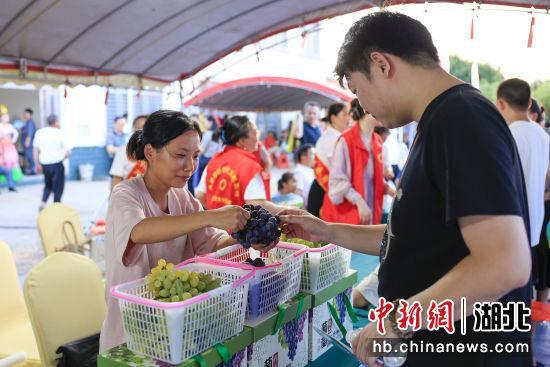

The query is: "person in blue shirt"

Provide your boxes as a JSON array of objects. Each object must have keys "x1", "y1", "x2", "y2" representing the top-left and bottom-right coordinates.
[
  {"x1": 106, "y1": 115, "x2": 128, "y2": 157},
  {"x1": 21, "y1": 108, "x2": 36, "y2": 174},
  {"x1": 299, "y1": 102, "x2": 322, "y2": 147}
]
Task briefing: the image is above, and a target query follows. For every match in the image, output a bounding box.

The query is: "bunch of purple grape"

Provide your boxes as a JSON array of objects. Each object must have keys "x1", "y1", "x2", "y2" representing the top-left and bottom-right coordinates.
[
  {"x1": 243, "y1": 257, "x2": 266, "y2": 267},
  {"x1": 282, "y1": 313, "x2": 307, "y2": 361},
  {"x1": 231, "y1": 205, "x2": 281, "y2": 249},
  {"x1": 222, "y1": 349, "x2": 245, "y2": 367},
  {"x1": 297, "y1": 312, "x2": 307, "y2": 342},
  {"x1": 335, "y1": 293, "x2": 346, "y2": 323}
]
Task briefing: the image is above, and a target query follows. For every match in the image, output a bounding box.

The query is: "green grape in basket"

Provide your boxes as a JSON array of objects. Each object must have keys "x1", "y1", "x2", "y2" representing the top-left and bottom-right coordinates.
[{"x1": 146, "y1": 259, "x2": 223, "y2": 302}]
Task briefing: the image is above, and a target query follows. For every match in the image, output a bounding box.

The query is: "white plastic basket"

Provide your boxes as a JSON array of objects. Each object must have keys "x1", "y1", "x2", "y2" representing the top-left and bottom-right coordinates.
[
  {"x1": 301, "y1": 244, "x2": 351, "y2": 293},
  {"x1": 202, "y1": 242, "x2": 307, "y2": 320},
  {"x1": 110, "y1": 257, "x2": 254, "y2": 364}
]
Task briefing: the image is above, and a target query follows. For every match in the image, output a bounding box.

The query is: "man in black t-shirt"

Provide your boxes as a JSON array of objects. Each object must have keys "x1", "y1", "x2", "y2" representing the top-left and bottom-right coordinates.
[{"x1": 280, "y1": 12, "x2": 531, "y2": 367}]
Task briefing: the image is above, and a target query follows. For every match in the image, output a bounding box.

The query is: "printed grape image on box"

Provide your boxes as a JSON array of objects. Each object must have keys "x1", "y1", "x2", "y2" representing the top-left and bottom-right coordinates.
[
  {"x1": 246, "y1": 312, "x2": 309, "y2": 367},
  {"x1": 308, "y1": 288, "x2": 354, "y2": 361}
]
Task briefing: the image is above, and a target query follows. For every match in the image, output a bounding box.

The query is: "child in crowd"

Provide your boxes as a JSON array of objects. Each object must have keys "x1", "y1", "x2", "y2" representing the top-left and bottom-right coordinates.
[{"x1": 271, "y1": 172, "x2": 303, "y2": 208}]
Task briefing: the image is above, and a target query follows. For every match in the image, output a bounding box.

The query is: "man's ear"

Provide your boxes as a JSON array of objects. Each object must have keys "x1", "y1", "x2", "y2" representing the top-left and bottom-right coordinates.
[
  {"x1": 496, "y1": 98, "x2": 506, "y2": 112},
  {"x1": 370, "y1": 52, "x2": 392, "y2": 78}
]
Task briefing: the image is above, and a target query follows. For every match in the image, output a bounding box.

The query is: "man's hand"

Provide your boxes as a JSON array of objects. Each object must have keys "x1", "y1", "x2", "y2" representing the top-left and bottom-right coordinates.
[
  {"x1": 278, "y1": 208, "x2": 329, "y2": 242},
  {"x1": 35, "y1": 164, "x2": 42, "y2": 174},
  {"x1": 356, "y1": 199, "x2": 372, "y2": 224},
  {"x1": 352, "y1": 319, "x2": 398, "y2": 366}
]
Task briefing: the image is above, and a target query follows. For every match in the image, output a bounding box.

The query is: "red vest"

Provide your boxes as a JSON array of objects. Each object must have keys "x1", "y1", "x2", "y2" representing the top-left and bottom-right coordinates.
[
  {"x1": 205, "y1": 146, "x2": 270, "y2": 209},
  {"x1": 126, "y1": 160, "x2": 147, "y2": 179},
  {"x1": 320, "y1": 123, "x2": 384, "y2": 224},
  {"x1": 313, "y1": 155, "x2": 330, "y2": 191}
]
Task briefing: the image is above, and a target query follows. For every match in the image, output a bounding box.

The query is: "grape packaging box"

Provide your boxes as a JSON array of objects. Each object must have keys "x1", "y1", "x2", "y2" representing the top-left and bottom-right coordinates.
[
  {"x1": 217, "y1": 348, "x2": 246, "y2": 367},
  {"x1": 308, "y1": 288, "x2": 354, "y2": 361},
  {"x1": 246, "y1": 312, "x2": 309, "y2": 367}
]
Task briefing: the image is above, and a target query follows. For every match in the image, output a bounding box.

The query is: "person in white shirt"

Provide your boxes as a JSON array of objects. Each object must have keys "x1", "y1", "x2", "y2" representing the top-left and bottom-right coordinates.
[
  {"x1": 293, "y1": 144, "x2": 315, "y2": 208},
  {"x1": 109, "y1": 115, "x2": 147, "y2": 191},
  {"x1": 308, "y1": 102, "x2": 351, "y2": 216},
  {"x1": 497, "y1": 79, "x2": 550, "y2": 303},
  {"x1": 33, "y1": 114, "x2": 71, "y2": 210}
]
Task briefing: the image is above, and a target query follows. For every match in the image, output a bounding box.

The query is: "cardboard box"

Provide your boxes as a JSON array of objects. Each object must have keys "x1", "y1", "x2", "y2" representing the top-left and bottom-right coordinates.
[
  {"x1": 308, "y1": 287, "x2": 353, "y2": 361},
  {"x1": 247, "y1": 312, "x2": 309, "y2": 367},
  {"x1": 217, "y1": 348, "x2": 246, "y2": 367}
]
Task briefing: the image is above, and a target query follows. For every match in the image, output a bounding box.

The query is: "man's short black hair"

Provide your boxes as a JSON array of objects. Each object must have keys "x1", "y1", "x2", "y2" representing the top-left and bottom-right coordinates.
[
  {"x1": 296, "y1": 143, "x2": 314, "y2": 163},
  {"x1": 25, "y1": 108, "x2": 33, "y2": 115},
  {"x1": 335, "y1": 11, "x2": 440, "y2": 86},
  {"x1": 497, "y1": 78, "x2": 531, "y2": 111}
]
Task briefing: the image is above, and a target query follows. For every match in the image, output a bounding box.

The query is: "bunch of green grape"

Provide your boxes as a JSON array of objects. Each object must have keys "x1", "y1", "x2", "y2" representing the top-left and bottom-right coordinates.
[
  {"x1": 280, "y1": 233, "x2": 329, "y2": 248},
  {"x1": 145, "y1": 259, "x2": 223, "y2": 302}
]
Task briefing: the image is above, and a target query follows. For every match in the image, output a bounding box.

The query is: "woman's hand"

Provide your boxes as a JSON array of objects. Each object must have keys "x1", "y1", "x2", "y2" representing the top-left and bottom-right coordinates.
[
  {"x1": 357, "y1": 199, "x2": 372, "y2": 224},
  {"x1": 278, "y1": 208, "x2": 330, "y2": 242},
  {"x1": 208, "y1": 205, "x2": 250, "y2": 232}
]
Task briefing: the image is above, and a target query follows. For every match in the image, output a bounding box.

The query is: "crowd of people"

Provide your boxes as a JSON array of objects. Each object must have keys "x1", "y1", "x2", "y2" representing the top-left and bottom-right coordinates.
[
  {"x1": 1, "y1": 10, "x2": 548, "y2": 366},
  {"x1": 0, "y1": 105, "x2": 72, "y2": 205}
]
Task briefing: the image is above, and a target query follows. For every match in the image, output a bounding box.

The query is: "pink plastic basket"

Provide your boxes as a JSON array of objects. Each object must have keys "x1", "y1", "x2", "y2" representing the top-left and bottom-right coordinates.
[
  {"x1": 201, "y1": 242, "x2": 307, "y2": 320},
  {"x1": 301, "y1": 244, "x2": 351, "y2": 293},
  {"x1": 110, "y1": 257, "x2": 254, "y2": 364}
]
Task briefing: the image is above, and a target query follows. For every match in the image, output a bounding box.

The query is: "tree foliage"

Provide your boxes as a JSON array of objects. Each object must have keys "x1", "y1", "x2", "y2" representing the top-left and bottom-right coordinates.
[
  {"x1": 533, "y1": 80, "x2": 550, "y2": 123},
  {"x1": 449, "y1": 55, "x2": 504, "y2": 102}
]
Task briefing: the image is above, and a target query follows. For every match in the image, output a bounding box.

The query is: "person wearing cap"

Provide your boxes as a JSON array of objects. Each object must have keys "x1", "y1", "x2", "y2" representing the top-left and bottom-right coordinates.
[{"x1": 0, "y1": 104, "x2": 19, "y2": 192}]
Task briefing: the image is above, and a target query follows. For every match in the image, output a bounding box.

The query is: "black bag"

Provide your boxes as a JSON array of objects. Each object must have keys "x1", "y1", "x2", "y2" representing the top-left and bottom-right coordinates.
[{"x1": 56, "y1": 333, "x2": 100, "y2": 367}]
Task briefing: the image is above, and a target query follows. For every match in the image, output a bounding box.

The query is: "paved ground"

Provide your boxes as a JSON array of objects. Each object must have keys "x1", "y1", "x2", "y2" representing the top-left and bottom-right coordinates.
[{"x1": 1, "y1": 177, "x2": 111, "y2": 284}]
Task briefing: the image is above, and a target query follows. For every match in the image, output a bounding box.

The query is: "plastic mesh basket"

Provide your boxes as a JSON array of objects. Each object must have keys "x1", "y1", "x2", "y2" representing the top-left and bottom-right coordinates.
[
  {"x1": 301, "y1": 244, "x2": 351, "y2": 293},
  {"x1": 202, "y1": 243, "x2": 307, "y2": 320},
  {"x1": 110, "y1": 258, "x2": 254, "y2": 364}
]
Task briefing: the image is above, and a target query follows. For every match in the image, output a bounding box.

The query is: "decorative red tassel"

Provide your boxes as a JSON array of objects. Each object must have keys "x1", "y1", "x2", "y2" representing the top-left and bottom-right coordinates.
[
  {"x1": 104, "y1": 87, "x2": 110, "y2": 105},
  {"x1": 136, "y1": 89, "x2": 141, "y2": 98},
  {"x1": 527, "y1": 15, "x2": 535, "y2": 48},
  {"x1": 470, "y1": 15, "x2": 475, "y2": 40},
  {"x1": 64, "y1": 77, "x2": 69, "y2": 99},
  {"x1": 301, "y1": 29, "x2": 307, "y2": 48}
]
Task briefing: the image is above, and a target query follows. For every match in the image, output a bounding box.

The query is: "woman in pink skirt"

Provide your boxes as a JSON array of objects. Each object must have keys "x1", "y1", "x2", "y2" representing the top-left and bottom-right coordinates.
[{"x1": 0, "y1": 105, "x2": 19, "y2": 191}]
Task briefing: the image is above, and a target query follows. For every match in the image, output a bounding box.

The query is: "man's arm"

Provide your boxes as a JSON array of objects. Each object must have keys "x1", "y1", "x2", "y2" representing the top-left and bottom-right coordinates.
[
  {"x1": 353, "y1": 215, "x2": 531, "y2": 365},
  {"x1": 408, "y1": 215, "x2": 530, "y2": 322},
  {"x1": 327, "y1": 223, "x2": 386, "y2": 255},
  {"x1": 279, "y1": 208, "x2": 386, "y2": 255}
]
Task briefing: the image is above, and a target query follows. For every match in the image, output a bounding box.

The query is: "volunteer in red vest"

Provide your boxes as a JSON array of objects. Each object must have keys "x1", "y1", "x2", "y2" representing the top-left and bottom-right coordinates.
[
  {"x1": 308, "y1": 103, "x2": 351, "y2": 217},
  {"x1": 201, "y1": 115, "x2": 282, "y2": 214},
  {"x1": 321, "y1": 98, "x2": 389, "y2": 224}
]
